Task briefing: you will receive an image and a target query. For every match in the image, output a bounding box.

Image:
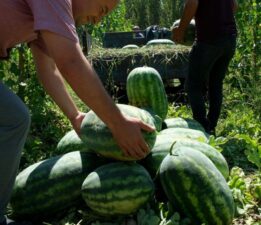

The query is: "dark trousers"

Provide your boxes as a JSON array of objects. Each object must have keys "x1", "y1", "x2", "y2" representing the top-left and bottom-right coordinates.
[
  {"x1": 185, "y1": 35, "x2": 236, "y2": 132},
  {"x1": 0, "y1": 83, "x2": 31, "y2": 222}
]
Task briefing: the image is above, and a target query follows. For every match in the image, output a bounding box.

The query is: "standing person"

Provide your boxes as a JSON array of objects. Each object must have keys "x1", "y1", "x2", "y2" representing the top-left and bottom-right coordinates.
[
  {"x1": 172, "y1": 0, "x2": 238, "y2": 135},
  {"x1": 0, "y1": 0, "x2": 155, "y2": 224}
]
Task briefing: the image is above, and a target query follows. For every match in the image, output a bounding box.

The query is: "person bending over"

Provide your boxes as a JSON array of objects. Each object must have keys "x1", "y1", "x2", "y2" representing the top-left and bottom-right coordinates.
[{"x1": 0, "y1": 0, "x2": 155, "y2": 224}]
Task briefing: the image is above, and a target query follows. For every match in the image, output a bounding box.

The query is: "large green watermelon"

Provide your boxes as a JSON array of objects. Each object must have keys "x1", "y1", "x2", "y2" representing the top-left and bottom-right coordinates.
[
  {"x1": 146, "y1": 39, "x2": 175, "y2": 47},
  {"x1": 141, "y1": 134, "x2": 229, "y2": 179},
  {"x1": 81, "y1": 162, "x2": 154, "y2": 216},
  {"x1": 172, "y1": 139, "x2": 229, "y2": 179},
  {"x1": 159, "y1": 127, "x2": 209, "y2": 142},
  {"x1": 56, "y1": 130, "x2": 90, "y2": 154},
  {"x1": 122, "y1": 44, "x2": 139, "y2": 49},
  {"x1": 10, "y1": 151, "x2": 107, "y2": 219},
  {"x1": 127, "y1": 66, "x2": 168, "y2": 121},
  {"x1": 160, "y1": 147, "x2": 234, "y2": 225},
  {"x1": 80, "y1": 104, "x2": 157, "y2": 161},
  {"x1": 162, "y1": 117, "x2": 205, "y2": 132}
]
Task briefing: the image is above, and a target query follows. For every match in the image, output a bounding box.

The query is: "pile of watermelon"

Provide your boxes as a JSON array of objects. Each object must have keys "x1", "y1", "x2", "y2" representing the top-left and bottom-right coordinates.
[{"x1": 9, "y1": 66, "x2": 235, "y2": 225}]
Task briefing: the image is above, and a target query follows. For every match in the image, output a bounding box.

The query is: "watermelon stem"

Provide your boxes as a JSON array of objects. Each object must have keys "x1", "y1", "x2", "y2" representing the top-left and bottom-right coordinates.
[{"x1": 169, "y1": 141, "x2": 177, "y2": 156}]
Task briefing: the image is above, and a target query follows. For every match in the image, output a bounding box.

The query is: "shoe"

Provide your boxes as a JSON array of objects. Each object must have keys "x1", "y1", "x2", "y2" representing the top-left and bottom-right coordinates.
[{"x1": 0, "y1": 217, "x2": 32, "y2": 225}]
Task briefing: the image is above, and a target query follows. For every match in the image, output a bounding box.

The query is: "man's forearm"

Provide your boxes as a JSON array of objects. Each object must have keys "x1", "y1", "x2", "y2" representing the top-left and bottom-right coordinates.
[
  {"x1": 38, "y1": 66, "x2": 79, "y2": 121},
  {"x1": 40, "y1": 31, "x2": 128, "y2": 130},
  {"x1": 31, "y1": 44, "x2": 79, "y2": 122},
  {"x1": 59, "y1": 50, "x2": 126, "y2": 130},
  {"x1": 179, "y1": 0, "x2": 198, "y2": 31}
]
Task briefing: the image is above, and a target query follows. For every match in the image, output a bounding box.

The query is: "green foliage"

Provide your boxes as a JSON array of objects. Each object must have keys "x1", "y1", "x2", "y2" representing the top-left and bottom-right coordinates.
[
  {"x1": 225, "y1": 0, "x2": 261, "y2": 114},
  {"x1": 219, "y1": 106, "x2": 260, "y2": 138},
  {"x1": 148, "y1": 0, "x2": 161, "y2": 25},
  {"x1": 82, "y1": 1, "x2": 133, "y2": 45},
  {"x1": 123, "y1": 0, "x2": 184, "y2": 29},
  {"x1": 216, "y1": 104, "x2": 260, "y2": 171},
  {"x1": 235, "y1": 134, "x2": 261, "y2": 170},
  {"x1": 136, "y1": 205, "x2": 160, "y2": 225},
  {"x1": 217, "y1": 136, "x2": 258, "y2": 172},
  {"x1": 158, "y1": 203, "x2": 190, "y2": 225},
  {"x1": 124, "y1": 0, "x2": 150, "y2": 28},
  {"x1": 167, "y1": 104, "x2": 192, "y2": 119},
  {"x1": 228, "y1": 167, "x2": 260, "y2": 218},
  {"x1": 160, "y1": 0, "x2": 184, "y2": 27}
]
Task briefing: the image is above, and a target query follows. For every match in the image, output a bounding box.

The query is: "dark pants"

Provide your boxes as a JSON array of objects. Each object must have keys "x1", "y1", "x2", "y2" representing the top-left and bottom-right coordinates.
[
  {"x1": 185, "y1": 35, "x2": 236, "y2": 132},
  {"x1": 0, "y1": 83, "x2": 31, "y2": 222}
]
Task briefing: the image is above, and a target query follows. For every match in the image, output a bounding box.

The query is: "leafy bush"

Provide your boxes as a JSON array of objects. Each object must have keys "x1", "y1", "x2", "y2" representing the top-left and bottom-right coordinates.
[{"x1": 225, "y1": 0, "x2": 261, "y2": 114}]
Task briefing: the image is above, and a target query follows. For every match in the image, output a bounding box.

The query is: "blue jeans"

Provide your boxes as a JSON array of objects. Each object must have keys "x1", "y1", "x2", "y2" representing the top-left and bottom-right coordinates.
[
  {"x1": 185, "y1": 35, "x2": 236, "y2": 132},
  {"x1": 0, "y1": 83, "x2": 31, "y2": 222}
]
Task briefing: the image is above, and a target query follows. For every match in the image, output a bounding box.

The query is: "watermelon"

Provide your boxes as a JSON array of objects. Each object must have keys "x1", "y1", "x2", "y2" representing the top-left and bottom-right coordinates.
[
  {"x1": 172, "y1": 139, "x2": 229, "y2": 179},
  {"x1": 146, "y1": 39, "x2": 175, "y2": 47},
  {"x1": 160, "y1": 147, "x2": 234, "y2": 225},
  {"x1": 56, "y1": 130, "x2": 91, "y2": 154},
  {"x1": 159, "y1": 127, "x2": 209, "y2": 142},
  {"x1": 81, "y1": 162, "x2": 154, "y2": 216},
  {"x1": 127, "y1": 66, "x2": 168, "y2": 120},
  {"x1": 10, "y1": 151, "x2": 107, "y2": 219},
  {"x1": 141, "y1": 134, "x2": 229, "y2": 179},
  {"x1": 144, "y1": 107, "x2": 163, "y2": 131},
  {"x1": 162, "y1": 117, "x2": 205, "y2": 132},
  {"x1": 80, "y1": 104, "x2": 157, "y2": 161},
  {"x1": 140, "y1": 134, "x2": 174, "y2": 178},
  {"x1": 122, "y1": 44, "x2": 139, "y2": 49}
]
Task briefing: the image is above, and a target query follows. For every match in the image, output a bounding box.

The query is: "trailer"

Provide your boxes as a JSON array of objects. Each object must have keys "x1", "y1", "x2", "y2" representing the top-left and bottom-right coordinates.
[
  {"x1": 87, "y1": 45, "x2": 190, "y2": 102},
  {"x1": 84, "y1": 25, "x2": 194, "y2": 102}
]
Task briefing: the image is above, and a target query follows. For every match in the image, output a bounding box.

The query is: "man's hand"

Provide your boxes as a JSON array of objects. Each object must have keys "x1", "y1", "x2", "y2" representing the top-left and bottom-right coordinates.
[
  {"x1": 110, "y1": 116, "x2": 156, "y2": 160},
  {"x1": 171, "y1": 0, "x2": 198, "y2": 44},
  {"x1": 70, "y1": 111, "x2": 86, "y2": 136},
  {"x1": 172, "y1": 26, "x2": 185, "y2": 44}
]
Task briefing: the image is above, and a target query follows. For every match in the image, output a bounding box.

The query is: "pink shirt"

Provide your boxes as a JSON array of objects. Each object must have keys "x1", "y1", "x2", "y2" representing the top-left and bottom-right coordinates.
[{"x1": 0, "y1": 0, "x2": 79, "y2": 57}]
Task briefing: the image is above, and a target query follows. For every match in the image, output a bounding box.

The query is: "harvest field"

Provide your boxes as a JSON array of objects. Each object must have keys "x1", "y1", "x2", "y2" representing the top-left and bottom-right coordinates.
[{"x1": 0, "y1": 0, "x2": 260, "y2": 225}]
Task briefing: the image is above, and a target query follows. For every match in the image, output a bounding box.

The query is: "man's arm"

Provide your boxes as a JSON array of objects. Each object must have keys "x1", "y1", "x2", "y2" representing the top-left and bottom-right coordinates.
[
  {"x1": 172, "y1": 0, "x2": 198, "y2": 43},
  {"x1": 38, "y1": 30, "x2": 154, "y2": 159},
  {"x1": 30, "y1": 43, "x2": 85, "y2": 134}
]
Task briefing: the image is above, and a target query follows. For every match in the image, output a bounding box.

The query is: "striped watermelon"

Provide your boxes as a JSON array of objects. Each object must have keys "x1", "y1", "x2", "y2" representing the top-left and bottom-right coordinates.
[
  {"x1": 172, "y1": 139, "x2": 229, "y2": 179},
  {"x1": 141, "y1": 134, "x2": 229, "y2": 179},
  {"x1": 144, "y1": 107, "x2": 163, "y2": 131},
  {"x1": 159, "y1": 127, "x2": 209, "y2": 142},
  {"x1": 122, "y1": 44, "x2": 139, "y2": 49},
  {"x1": 162, "y1": 117, "x2": 205, "y2": 132},
  {"x1": 160, "y1": 147, "x2": 234, "y2": 225},
  {"x1": 10, "y1": 151, "x2": 108, "y2": 219},
  {"x1": 146, "y1": 39, "x2": 175, "y2": 47},
  {"x1": 80, "y1": 104, "x2": 157, "y2": 161},
  {"x1": 127, "y1": 66, "x2": 168, "y2": 120},
  {"x1": 140, "y1": 134, "x2": 174, "y2": 178},
  {"x1": 56, "y1": 130, "x2": 91, "y2": 154},
  {"x1": 81, "y1": 162, "x2": 154, "y2": 216}
]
